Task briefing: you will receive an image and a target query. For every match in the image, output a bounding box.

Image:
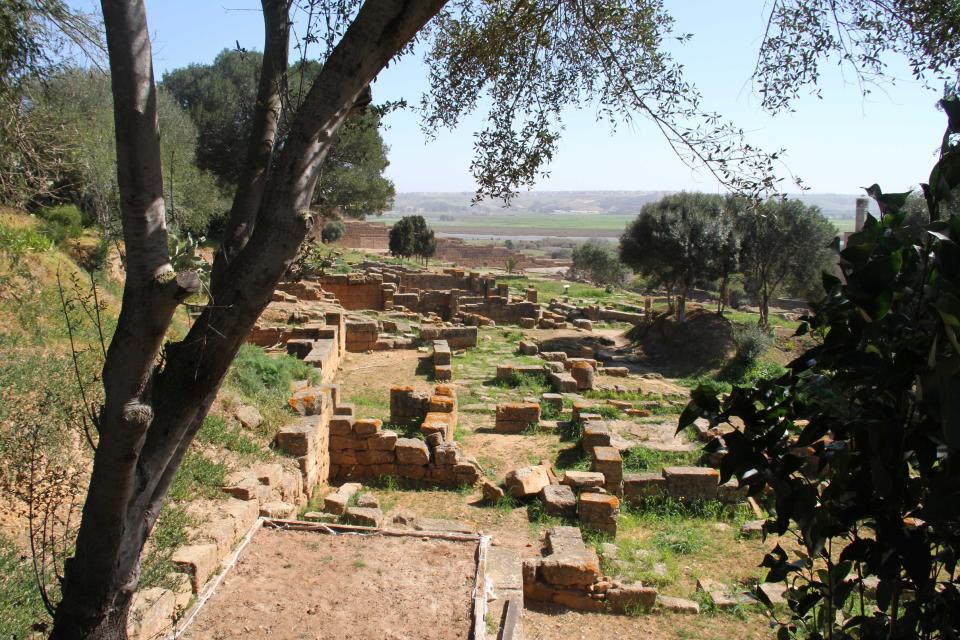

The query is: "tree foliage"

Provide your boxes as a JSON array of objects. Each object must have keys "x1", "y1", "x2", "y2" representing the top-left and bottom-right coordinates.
[
  {"x1": 619, "y1": 192, "x2": 732, "y2": 321},
  {"x1": 389, "y1": 214, "x2": 435, "y2": 264},
  {"x1": 569, "y1": 241, "x2": 627, "y2": 287},
  {"x1": 737, "y1": 197, "x2": 837, "y2": 325},
  {"x1": 162, "y1": 49, "x2": 395, "y2": 218},
  {"x1": 682, "y1": 108, "x2": 960, "y2": 640}
]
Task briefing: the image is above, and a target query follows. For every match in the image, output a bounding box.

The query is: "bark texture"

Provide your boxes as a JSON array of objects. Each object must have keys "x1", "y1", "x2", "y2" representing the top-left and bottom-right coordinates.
[{"x1": 51, "y1": 1, "x2": 447, "y2": 638}]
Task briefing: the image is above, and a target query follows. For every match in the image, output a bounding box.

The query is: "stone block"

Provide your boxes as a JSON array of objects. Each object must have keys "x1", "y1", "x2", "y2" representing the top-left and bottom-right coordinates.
[
  {"x1": 344, "y1": 506, "x2": 384, "y2": 528},
  {"x1": 288, "y1": 386, "x2": 325, "y2": 415},
  {"x1": 434, "y1": 442, "x2": 461, "y2": 466},
  {"x1": 519, "y1": 317, "x2": 536, "y2": 328},
  {"x1": 581, "y1": 423, "x2": 612, "y2": 450},
  {"x1": 368, "y1": 430, "x2": 398, "y2": 450},
  {"x1": 541, "y1": 393, "x2": 564, "y2": 414},
  {"x1": 657, "y1": 595, "x2": 700, "y2": 614},
  {"x1": 540, "y1": 484, "x2": 577, "y2": 517},
  {"x1": 428, "y1": 395, "x2": 456, "y2": 413},
  {"x1": 591, "y1": 446, "x2": 623, "y2": 486},
  {"x1": 127, "y1": 587, "x2": 175, "y2": 640},
  {"x1": 329, "y1": 416, "x2": 355, "y2": 436},
  {"x1": 504, "y1": 465, "x2": 551, "y2": 497},
  {"x1": 603, "y1": 366, "x2": 630, "y2": 377},
  {"x1": 663, "y1": 466, "x2": 720, "y2": 501},
  {"x1": 397, "y1": 463, "x2": 427, "y2": 479},
  {"x1": 259, "y1": 500, "x2": 296, "y2": 519},
  {"x1": 481, "y1": 478, "x2": 505, "y2": 502},
  {"x1": 353, "y1": 418, "x2": 382, "y2": 437},
  {"x1": 607, "y1": 584, "x2": 658, "y2": 613},
  {"x1": 495, "y1": 402, "x2": 541, "y2": 433},
  {"x1": 519, "y1": 340, "x2": 539, "y2": 355},
  {"x1": 434, "y1": 364, "x2": 453, "y2": 381},
  {"x1": 324, "y1": 482, "x2": 361, "y2": 515},
  {"x1": 549, "y1": 372, "x2": 578, "y2": 393},
  {"x1": 234, "y1": 405, "x2": 263, "y2": 430},
  {"x1": 573, "y1": 319, "x2": 593, "y2": 331},
  {"x1": 395, "y1": 437, "x2": 430, "y2": 465},
  {"x1": 623, "y1": 473, "x2": 666, "y2": 500},
  {"x1": 561, "y1": 470, "x2": 606, "y2": 490},
  {"x1": 571, "y1": 361, "x2": 595, "y2": 390},
  {"x1": 578, "y1": 492, "x2": 620, "y2": 525},
  {"x1": 356, "y1": 449, "x2": 395, "y2": 465},
  {"x1": 171, "y1": 544, "x2": 218, "y2": 593}
]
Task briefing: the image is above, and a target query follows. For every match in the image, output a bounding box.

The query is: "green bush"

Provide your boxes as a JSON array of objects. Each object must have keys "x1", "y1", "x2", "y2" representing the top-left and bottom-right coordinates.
[
  {"x1": 168, "y1": 451, "x2": 227, "y2": 501},
  {"x1": 228, "y1": 344, "x2": 316, "y2": 403},
  {"x1": 0, "y1": 223, "x2": 53, "y2": 258},
  {"x1": 37, "y1": 204, "x2": 83, "y2": 244},
  {"x1": 196, "y1": 414, "x2": 261, "y2": 456},
  {"x1": 732, "y1": 323, "x2": 774, "y2": 363}
]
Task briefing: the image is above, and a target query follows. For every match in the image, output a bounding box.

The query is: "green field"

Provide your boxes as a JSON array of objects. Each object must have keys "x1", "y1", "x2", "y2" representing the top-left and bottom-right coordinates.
[{"x1": 390, "y1": 212, "x2": 857, "y2": 238}]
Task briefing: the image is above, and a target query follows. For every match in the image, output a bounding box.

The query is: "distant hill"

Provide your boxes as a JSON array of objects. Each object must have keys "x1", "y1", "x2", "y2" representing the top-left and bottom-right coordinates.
[{"x1": 387, "y1": 191, "x2": 875, "y2": 220}]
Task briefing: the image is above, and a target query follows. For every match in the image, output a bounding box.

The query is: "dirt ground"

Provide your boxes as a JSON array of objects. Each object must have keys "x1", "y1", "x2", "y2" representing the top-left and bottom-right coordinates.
[{"x1": 180, "y1": 529, "x2": 477, "y2": 640}]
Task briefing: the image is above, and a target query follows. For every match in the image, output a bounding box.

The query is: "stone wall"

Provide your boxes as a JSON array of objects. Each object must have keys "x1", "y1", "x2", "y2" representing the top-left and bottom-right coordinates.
[{"x1": 335, "y1": 219, "x2": 390, "y2": 251}]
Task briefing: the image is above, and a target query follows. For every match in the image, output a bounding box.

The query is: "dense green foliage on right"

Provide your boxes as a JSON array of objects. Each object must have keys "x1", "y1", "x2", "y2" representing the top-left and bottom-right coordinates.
[
  {"x1": 389, "y1": 215, "x2": 436, "y2": 265},
  {"x1": 682, "y1": 109, "x2": 960, "y2": 639}
]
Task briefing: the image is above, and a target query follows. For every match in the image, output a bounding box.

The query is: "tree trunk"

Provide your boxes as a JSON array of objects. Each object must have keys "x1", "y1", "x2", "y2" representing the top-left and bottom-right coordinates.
[
  {"x1": 677, "y1": 284, "x2": 687, "y2": 323},
  {"x1": 52, "y1": 1, "x2": 446, "y2": 637},
  {"x1": 718, "y1": 274, "x2": 728, "y2": 315}
]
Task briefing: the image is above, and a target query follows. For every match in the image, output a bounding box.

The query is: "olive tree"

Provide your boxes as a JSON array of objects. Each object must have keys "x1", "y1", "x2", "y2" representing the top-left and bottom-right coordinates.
[{"x1": 619, "y1": 193, "x2": 732, "y2": 321}]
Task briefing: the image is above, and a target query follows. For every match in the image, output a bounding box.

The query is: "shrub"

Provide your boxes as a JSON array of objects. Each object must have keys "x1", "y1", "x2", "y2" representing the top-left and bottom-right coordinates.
[
  {"x1": 37, "y1": 204, "x2": 83, "y2": 244},
  {"x1": 0, "y1": 223, "x2": 52, "y2": 258},
  {"x1": 228, "y1": 344, "x2": 315, "y2": 403},
  {"x1": 732, "y1": 323, "x2": 773, "y2": 363}
]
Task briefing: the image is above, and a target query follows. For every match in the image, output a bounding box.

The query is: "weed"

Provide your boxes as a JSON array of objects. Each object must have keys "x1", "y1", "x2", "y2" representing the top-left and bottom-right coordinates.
[
  {"x1": 139, "y1": 504, "x2": 193, "y2": 590},
  {"x1": 0, "y1": 534, "x2": 52, "y2": 637},
  {"x1": 353, "y1": 558, "x2": 367, "y2": 569},
  {"x1": 620, "y1": 447, "x2": 701, "y2": 473},
  {"x1": 652, "y1": 522, "x2": 706, "y2": 555},
  {"x1": 168, "y1": 451, "x2": 227, "y2": 502},
  {"x1": 539, "y1": 401, "x2": 561, "y2": 421},
  {"x1": 197, "y1": 414, "x2": 262, "y2": 457}
]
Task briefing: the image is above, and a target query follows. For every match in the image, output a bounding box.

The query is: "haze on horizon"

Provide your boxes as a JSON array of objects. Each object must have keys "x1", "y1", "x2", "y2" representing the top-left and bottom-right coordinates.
[{"x1": 129, "y1": 0, "x2": 947, "y2": 196}]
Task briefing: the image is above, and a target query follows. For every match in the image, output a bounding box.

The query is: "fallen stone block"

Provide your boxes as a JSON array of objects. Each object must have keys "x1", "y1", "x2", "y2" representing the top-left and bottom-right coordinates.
[
  {"x1": 344, "y1": 506, "x2": 384, "y2": 528},
  {"x1": 504, "y1": 465, "x2": 551, "y2": 497},
  {"x1": 324, "y1": 482, "x2": 362, "y2": 515},
  {"x1": 541, "y1": 484, "x2": 577, "y2": 517},
  {"x1": 481, "y1": 478, "x2": 505, "y2": 503},
  {"x1": 581, "y1": 423, "x2": 612, "y2": 450},
  {"x1": 571, "y1": 361, "x2": 595, "y2": 391},
  {"x1": 541, "y1": 392, "x2": 564, "y2": 414},
  {"x1": 578, "y1": 492, "x2": 620, "y2": 535},
  {"x1": 741, "y1": 519, "x2": 765, "y2": 537},
  {"x1": 657, "y1": 595, "x2": 700, "y2": 614},
  {"x1": 573, "y1": 319, "x2": 593, "y2": 331},
  {"x1": 561, "y1": 470, "x2": 606, "y2": 490},
  {"x1": 591, "y1": 446, "x2": 624, "y2": 490},
  {"x1": 607, "y1": 583, "x2": 658, "y2": 613},
  {"x1": 434, "y1": 364, "x2": 453, "y2": 381},
  {"x1": 495, "y1": 402, "x2": 541, "y2": 433},
  {"x1": 603, "y1": 366, "x2": 629, "y2": 377},
  {"x1": 519, "y1": 340, "x2": 539, "y2": 355},
  {"x1": 549, "y1": 371, "x2": 578, "y2": 393},
  {"x1": 234, "y1": 405, "x2": 263, "y2": 430}
]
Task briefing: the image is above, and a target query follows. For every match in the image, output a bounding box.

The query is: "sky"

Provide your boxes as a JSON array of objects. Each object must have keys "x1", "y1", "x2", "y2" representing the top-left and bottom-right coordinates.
[{"x1": 75, "y1": 1, "x2": 947, "y2": 195}]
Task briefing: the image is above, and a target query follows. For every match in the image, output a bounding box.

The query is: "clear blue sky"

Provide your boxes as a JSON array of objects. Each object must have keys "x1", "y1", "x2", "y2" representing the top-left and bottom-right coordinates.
[{"x1": 77, "y1": 1, "x2": 945, "y2": 195}]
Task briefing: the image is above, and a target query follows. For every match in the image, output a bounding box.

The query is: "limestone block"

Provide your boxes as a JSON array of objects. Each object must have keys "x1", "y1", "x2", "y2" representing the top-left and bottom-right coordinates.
[
  {"x1": 519, "y1": 340, "x2": 539, "y2": 355},
  {"x1": 571, "y1": 361, "x2": 595, "y2": 391},
  {"x1": 549, "y1": 371, "x2": 578, "y2": 393},
  {"x1": 657, "y1": 595, "x2": 700, "y2": 614},
  {"x1": 395, "y1": 438, "x2": 430, "y2": 465},
  {"x1": 434, "y1": 442, "x2": 461, "y2": 466},
  {"x1": 561, "y1": 470, "x2": 606, "y2": 490},
  {"x1": 353, "y1": 418, "x2": 382, "y2": 436},
  {"x1": 481, "y1": 478, "x2": 505, "y2": 502},
  {"x1": 259, "y1": 500, "x2": 296, "y2": 519},
  {"x1": 504, "y1": 465, "x2": 551, "y2": 497},
  {"x1": 623, "y1": 473, "x2": 666, "y2": 500},
  {"x1": 127, "y1": 587, "x2": 176, "y2": 639},
  {"x1": 434, "y1": 364, "x2": 453, "y2": 381},
  {"x1": 663, "y1": 466, "x2": 720, "y2": 501},
  {"x1": 541, "y1": 393, "x2": 564, "y2": 414},
  {"x1": 581, "y1": 423, "x2": 612, "y2": 450},
  {"x1": 234, "y1": 405, "x2": 263, "y2": 430},
  {"x1": 540, "y1": 484, "x2": 577, "y2": 517},
  {"x1": 344, "y1": 506, "x2": 384, "y2": 528},
  {"x1": 329, "y1": 416, "x2": 355, "y2": 436},
  {"x1": 368, "y1": 430, "x2": 398, "y2": 451},
  {"x1": 603, "y1": 366, "x2": 630, "y2": 377},
  {"x1": 171, "y1": 544, "x2": 218, "y2": 593},
  {"x1": 607, "y1": 584, "x2": 658, "y2": 613},
  {"x1": 591, "y1": 446, "x2": 624, "y2": 487}
]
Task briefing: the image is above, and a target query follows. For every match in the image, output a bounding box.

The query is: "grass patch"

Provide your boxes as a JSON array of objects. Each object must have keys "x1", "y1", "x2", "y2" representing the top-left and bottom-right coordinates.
[
  {"x1": 139, "y1": 504, "x2": 193, "y2": 590},
  {"x1": 0, "y1": 534, "x2": 51, "y2": 637},
  {"x1": 169, "y1": 451, "x2": 228, "y2": 502},
  {"x1": 620, "y1": 447, "x2": 702, "y2": 472},
  {"x1": 197, "y1": 414, "x2": 263, "y2": 457}
]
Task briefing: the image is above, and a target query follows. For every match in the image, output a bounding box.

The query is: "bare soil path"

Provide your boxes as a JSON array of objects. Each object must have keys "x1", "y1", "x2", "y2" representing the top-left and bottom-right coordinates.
[{"x1": 180, "y1": 529, "x2": 477, "y2": 640}]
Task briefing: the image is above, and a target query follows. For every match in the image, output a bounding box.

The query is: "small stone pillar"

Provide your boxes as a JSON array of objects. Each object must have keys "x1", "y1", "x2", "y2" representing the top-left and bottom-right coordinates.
[
  {"x1": 855, "y1": 197, "x2": 869, "y2": 232},
  {"x1": 526, "y1": 287, "x2": 538, "y2": 303}
]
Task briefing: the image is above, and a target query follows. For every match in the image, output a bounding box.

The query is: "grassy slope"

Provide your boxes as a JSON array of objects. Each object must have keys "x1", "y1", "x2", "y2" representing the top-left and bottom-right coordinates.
[{"x1": 0, "y1": 210, "x2": 314, "y2": 636}]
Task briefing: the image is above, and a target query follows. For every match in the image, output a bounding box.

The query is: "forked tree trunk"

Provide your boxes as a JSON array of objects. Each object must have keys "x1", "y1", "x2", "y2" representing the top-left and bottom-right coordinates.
[{"x1": 51, "y1": 1, "x2": 445, "y2": 638}]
